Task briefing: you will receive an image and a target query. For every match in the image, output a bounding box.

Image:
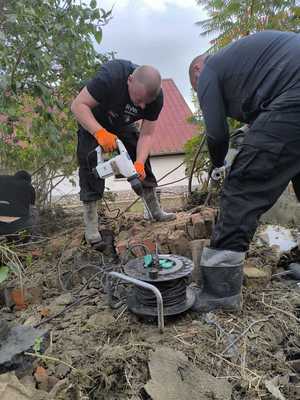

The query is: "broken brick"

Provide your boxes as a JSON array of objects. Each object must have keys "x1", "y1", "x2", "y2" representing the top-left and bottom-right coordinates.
[
  {"x1": 116, "y1": 238, "x2": 156, "y2": 257},
  {"x1": 186, "y1": 223, "x2": 195, "y2": 240},
  {"x1": 202, "y1": 209, "x2": 216, "y2": 236},
  {"x1": 167, "y1": 230, "x2": 192, "y2": 258},
  {"x1": 191, "y1": 214, "x2": 207, "y2": 239},
  {"x1": 175, "y1": 222, "x2": 187, "y2": 233},
  {"x1": 189, "y1": 239, "x2": 210, "y2": 285},
  {"x1": 2, "y1": 286, "x2": 43, "y2": 310},
  {"x1": 34, "y1": 365, "x2": 49, "y2": 391},
  {"x1": 243, "y1": 266, "x2": 270, "y2": 288},
  {"x1": 128, "y1": 223, "x2": 145, "y2": 237},
  {"x1": 31, "y1": 248, "x2": 43, "y2": 257},
  {"x1": 115, "y1": 240, "x2": 128, "y2": 257}
]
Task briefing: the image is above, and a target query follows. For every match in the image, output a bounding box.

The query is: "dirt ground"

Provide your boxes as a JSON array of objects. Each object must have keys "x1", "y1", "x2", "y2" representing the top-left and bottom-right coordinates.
[{"x1": 1, "y1": 205, "x2": 300, "y2": 400}]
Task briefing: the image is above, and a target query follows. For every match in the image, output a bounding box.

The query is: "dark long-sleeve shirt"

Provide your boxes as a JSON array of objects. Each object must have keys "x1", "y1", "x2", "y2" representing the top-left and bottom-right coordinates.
[{"x1": 197, "y1": 30, "x2": 300, "y2": 167}]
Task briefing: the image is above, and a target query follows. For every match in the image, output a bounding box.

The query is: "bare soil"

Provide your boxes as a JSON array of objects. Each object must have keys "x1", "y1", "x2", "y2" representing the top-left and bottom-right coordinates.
[{"x1": 1, "y1": 206, "x2": 300, "y2": 400}]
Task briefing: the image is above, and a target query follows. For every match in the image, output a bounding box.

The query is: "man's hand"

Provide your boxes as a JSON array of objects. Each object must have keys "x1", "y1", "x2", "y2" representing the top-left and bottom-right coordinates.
[
  {"x1": 94, "y1": 128, "x2": 117, "y2": 152},
  {"x1": 211, "y1": 166, "x2": 226, "y2": 182},
  {"x1": 134, "y1": 161, "x2": 146, "y2": 181}
]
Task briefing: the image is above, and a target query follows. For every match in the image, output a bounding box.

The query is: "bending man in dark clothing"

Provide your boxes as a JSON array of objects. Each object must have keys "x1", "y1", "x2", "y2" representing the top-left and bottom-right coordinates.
[
  {"x1": 189, "y1": 30, "x2": 300, "y2": 312},
  {"x1": 71, "y1": 59, "x2": 175, "y2": 249},
  {"x1": 0, "y1": 171, "x2": 36, "y2": 236}
]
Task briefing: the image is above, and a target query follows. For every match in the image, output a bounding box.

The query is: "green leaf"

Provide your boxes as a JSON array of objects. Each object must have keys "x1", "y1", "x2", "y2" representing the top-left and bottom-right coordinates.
[
  {"x1": 94, "y1": 29, "x2": 102, "y2": 44},
  {"x1": 0, "y1": 74, "x2": 9, "y2": 90},
  {"x1": 90, "y1": 0, "x2": 97, "y2": 9},
  {"x1": 0, "y1": 266, "x2": 9, "y2": 284},
  {"x1": 33, "y1": 336, "x2": 42, "y2": 354},
  {"x1": 7, "y1": 14, "x2": 17, "y2": 23}
]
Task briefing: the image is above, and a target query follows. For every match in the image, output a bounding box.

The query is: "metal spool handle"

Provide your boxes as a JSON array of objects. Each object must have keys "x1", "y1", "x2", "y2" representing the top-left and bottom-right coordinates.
[{"x1": 107, "y1": 271, "x2": 164, "y2": 333}]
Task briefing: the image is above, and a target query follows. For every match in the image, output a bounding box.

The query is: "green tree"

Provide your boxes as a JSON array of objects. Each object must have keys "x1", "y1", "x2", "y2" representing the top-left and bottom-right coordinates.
[
  {"x1": 196, "y1": 0, "x2": 300, "y2": 52},
  {"x1": 0, "y1": 0, "x2": 112, "y2": 206},
  {"x1": 184, "y1": 91, "x2": 206, "y2": 181}
]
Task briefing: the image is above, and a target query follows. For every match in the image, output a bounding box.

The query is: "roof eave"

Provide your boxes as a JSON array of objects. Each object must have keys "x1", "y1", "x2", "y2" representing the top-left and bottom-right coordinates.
[{"x1": 150, "y1": 150, "x2": 185, "y2": 157}]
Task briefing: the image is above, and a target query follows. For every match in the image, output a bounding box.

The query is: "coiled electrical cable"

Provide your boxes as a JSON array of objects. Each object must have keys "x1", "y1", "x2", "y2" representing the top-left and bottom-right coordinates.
[{"x1": 134, "y1": 277, "x2": 187, "y2": 308}]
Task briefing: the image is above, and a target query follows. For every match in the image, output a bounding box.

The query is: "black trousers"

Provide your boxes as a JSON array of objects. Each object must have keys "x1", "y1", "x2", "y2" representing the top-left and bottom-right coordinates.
[
  {"x1": 77, "y1": 127, "x2": 157, "y2": 202},
  {"x1": 211, "y1": 110, "x2": 300, "y2": 252}
]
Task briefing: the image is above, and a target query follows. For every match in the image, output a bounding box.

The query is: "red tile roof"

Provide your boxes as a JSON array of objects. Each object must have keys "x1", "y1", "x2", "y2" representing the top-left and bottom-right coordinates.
[{"x1": 150, "y1": 79, "x2": 198, "y2": 156}]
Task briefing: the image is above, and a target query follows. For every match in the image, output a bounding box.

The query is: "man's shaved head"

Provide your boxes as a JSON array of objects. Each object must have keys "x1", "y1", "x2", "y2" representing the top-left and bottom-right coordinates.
[
  {"x1": 189, "y1": 54, "x2": 207, "y2": 91},
  {"x1": 132, "y1": 65, "x2": 161, "y2": 102},
  {"x1": 128, "y1": 65, "x2": 161, "y2": 109}
]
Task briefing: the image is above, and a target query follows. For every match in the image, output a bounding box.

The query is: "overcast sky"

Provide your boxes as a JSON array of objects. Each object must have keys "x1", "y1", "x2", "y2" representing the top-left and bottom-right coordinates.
[{"x1": 96, "y1": 0, "x2": 210, "y2": 109}]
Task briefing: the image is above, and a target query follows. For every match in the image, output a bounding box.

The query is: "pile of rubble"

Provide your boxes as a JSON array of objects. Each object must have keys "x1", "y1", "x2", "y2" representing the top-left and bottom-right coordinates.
[
  {"x1": 115, "y1": 208, "x2": 216, "y2": 260},
  {"x1": 0, "y1": 205, "x2": 300, "y2": 399}
]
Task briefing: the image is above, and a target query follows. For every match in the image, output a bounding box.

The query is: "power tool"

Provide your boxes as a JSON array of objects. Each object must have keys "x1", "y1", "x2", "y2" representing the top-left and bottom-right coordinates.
[{"x1": 93, "y1": 139, "x2": 144, "y2": 197}]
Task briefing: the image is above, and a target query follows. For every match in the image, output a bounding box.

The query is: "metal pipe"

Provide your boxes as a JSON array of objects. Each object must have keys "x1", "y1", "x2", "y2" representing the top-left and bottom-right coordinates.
[{"x1": 107, "y1": 271, "x2": 164, "y2": 333}]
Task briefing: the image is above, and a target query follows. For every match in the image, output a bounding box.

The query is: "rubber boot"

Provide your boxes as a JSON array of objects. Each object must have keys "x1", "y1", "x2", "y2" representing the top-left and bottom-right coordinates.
[
  {"x1": 192, "y1": 247, "x2": 244, "y2": 313},
  {"x1": 82, "y1": 201, "x2": 106, "y2": 251},
  {"x1": 143, "y1": 187, "x2": 176, "y2": 222}
]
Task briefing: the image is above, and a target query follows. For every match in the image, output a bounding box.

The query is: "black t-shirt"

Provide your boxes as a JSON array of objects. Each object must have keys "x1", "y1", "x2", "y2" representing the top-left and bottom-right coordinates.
[
  {"x1": 197, "y1": 30, "x2": 300, "y2": 167},
  {"x1": 0, "y1": 175, "x2": 35, "y2": 217},
  {"x1": 84, "y1": 59, "x2": 163, "y2": 134}
]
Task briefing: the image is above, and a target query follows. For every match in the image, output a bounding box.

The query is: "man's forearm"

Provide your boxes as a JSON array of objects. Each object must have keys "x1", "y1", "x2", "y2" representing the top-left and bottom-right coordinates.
[
  {"x1": 71, "y1": 102, "x2": 102, "y2": 136},
  {"x1": 136, "y1": 132, "x2": 153, "y2": 163},
  {"x1": 206, "y1": 135, "x2": 229, "y2": 168},
  {"x1": 136, "y1": 120, "x2": 156, "y2": 163}
]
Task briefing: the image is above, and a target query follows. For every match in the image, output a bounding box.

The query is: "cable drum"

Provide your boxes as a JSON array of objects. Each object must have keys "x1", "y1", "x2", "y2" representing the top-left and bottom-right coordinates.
[
  {"x1": 135, "y1": 278, "x2": 187, "y2": 308},
  {"x1": 125, "y1": 254, "x2": 195, "y2": 317}
]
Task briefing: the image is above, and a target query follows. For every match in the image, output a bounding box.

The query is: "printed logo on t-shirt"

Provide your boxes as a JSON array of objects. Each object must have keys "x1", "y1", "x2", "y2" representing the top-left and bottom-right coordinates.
[
  {"x1": 124, "y1": 104, "x2": 139, "y2": 123},
  {"x1": 124, "y1": 104, "x2": 138, "y2": 116}
]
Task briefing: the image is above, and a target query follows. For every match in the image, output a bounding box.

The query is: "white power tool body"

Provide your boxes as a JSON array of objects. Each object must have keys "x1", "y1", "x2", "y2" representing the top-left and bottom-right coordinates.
[{"x1": 93, "y1": 139, "x2": 144, "y2": 196}]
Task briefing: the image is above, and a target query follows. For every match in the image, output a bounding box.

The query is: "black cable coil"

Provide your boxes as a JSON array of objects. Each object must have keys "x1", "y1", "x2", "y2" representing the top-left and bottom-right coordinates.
[{"x1": 134, "y1": 278, "x2": 187, "y2": 308}]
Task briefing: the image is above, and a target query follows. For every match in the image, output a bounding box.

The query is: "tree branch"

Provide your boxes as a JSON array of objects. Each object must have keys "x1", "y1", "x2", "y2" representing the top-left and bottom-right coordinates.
[{"x1": 10, "y1": 46, "x2": 25, "y2": 92}]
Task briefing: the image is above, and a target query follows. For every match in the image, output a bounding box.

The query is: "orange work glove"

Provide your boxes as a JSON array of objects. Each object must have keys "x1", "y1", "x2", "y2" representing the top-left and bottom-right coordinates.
[
  {"x1": 94, "y1": 128, "x2": 117, "y2": 153},
  {"x1": 134, "y1": 161, "x2": 146, "y2": 181}
]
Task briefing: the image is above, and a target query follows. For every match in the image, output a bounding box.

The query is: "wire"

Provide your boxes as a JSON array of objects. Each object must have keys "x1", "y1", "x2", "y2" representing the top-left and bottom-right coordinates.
[
  {"x1": 120, "y1": 243, "x2": 151, "y2": 266},
  {"x1": 158, "y1": 176, "x2": 187, "y2": 188},
  {"x1": 188, "y1": 134, "x2": 207, "y2": 196},
  {"x1": 102, "y1": 197, "x2": 121, "y2": 219},
  {"x1": 34, "y1": 294, "x2": 94, "y2": 328},
  {"x1": 73, "y1": 270, "x2": 103, "y2": 296},
  {"x1": 134, "y1": 278, "x2": 187, "y2": 308},
  {"x1": 157, "y1": 160, "x2": 186, "y2": 184},
  {"x1": 204, "y1": 165, "x2": 214, "y2": 206}
]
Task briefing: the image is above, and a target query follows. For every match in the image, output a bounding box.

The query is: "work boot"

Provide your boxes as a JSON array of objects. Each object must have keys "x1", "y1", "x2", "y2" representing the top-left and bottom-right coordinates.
[
  {"x1": 82, "y1": 201, "x2": 106, "y2": 251},
  {"x1": 143, "y1": 187, "x2": 176, "y2": 222},
  {"x1": 192, "y1": 247, "x2": 244, "y2": 313}
]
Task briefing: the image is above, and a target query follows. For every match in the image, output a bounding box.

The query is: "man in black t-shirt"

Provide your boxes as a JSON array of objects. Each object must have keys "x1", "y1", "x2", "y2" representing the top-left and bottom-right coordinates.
[
  {"x1": 71, "y1": 59, "x2": 176, "y2": 248},
  {"x1": 189, "y1": 30, "x2": 300, "y2": 313},
  {"x1": 0, "y1": 171, "x2": 36, "y2": 236}
]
